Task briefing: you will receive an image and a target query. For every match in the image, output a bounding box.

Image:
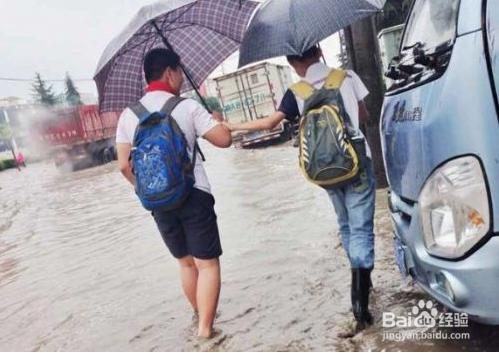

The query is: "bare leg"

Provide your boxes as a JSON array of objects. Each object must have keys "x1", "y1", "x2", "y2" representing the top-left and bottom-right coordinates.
[
  {"x1": 178, "y1": 256, "x2": 198, "y2": 312},
  {"x1": 194, "y1": 257, "x2": 221, "y2": 338}
]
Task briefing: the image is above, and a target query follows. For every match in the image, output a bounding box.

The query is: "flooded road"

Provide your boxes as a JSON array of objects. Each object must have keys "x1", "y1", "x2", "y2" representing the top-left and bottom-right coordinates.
[{"x1": 1, "y1": 142, "x2": 499, "y2": 351}]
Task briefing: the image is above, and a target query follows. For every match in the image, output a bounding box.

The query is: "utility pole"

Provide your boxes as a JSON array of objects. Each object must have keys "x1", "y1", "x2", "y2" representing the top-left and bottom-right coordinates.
[
  {"x1": 344, "y1": 17, "x2": 388, "y2": 188},
  {"x1": 338, "y1": 30, "x2": 349, "y2": 69}
]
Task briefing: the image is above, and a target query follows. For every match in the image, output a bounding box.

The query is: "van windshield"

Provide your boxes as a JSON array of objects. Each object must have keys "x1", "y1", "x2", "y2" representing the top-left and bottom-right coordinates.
[{"x1": 401, "y1": 0, "x2": 460, "y2": 52}]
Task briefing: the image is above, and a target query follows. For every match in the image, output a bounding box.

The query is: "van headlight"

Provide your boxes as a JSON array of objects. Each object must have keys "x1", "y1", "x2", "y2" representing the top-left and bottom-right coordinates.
[{"x1": 420, "y1": 156, "x2": 490, "y2": 259}]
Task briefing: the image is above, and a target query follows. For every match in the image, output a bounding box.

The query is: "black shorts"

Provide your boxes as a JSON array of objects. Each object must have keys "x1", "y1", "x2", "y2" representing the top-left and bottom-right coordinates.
[{"x1": 152, "y1": 188, "x2": 222, "y2": 260}]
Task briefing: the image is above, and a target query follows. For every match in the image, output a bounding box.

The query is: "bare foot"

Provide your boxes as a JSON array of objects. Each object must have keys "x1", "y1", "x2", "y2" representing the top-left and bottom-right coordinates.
[{"x1": 197, "y1": 326, "x2": 212, "y2": 338}]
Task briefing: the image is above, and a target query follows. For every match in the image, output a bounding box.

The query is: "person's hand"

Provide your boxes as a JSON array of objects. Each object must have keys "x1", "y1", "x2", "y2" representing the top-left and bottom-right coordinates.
[
  {"x1": 222, "y1": 121, "x2": 235, "y2": 131},
  {"x1": 212, "y1": 111, "x2": 224, "y2": 123}
]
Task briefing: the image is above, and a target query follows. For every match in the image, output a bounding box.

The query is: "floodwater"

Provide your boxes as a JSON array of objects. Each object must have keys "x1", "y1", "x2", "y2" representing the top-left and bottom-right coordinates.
[{"x1": 1, "y1": 142, "x2": 499, "y2": 351}]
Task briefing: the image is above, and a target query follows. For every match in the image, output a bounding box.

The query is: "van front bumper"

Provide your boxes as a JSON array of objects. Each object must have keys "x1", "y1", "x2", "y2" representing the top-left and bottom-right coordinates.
[{"x1": 390, "y1": 191, "x2": 499, "y2": 325}]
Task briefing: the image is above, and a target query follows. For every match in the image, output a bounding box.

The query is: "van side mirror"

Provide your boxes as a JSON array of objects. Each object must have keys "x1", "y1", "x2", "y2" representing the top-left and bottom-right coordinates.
[{"x1": 391, "y1": 55, "x2": 401, "y2": 63}]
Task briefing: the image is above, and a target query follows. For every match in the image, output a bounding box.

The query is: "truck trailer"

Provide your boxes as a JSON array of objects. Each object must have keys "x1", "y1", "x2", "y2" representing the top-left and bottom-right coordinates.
[{"x1": 33, "y1": 105, "x2": 119, "y2": 171}]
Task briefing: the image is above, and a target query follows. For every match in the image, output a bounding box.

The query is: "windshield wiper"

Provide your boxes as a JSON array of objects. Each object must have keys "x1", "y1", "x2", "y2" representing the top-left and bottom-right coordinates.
[
  {"x1": 413, "y1": 47, "x2": 432, "y2": 66},
  {"x1": 414, "y1": 41, "x2": 453, "y2": 68},
  {"x1": 385, "y1": 65, "x2": 409, "y2": 81},
  {"x1": 402, "y1": 41, "x2": 424, "y2": 51},
  {"x1": 384, "y1": 55, "x2": 418, "y2": 81},
  {"x1": 401, "y1": 41, "x2": 435, "y2": 68}
]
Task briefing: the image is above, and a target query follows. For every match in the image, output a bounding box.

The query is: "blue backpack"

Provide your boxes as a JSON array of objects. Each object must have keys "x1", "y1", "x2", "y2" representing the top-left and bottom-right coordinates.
[{"x1": 130, "y1": 96, "x2": 203, "y2": 211}]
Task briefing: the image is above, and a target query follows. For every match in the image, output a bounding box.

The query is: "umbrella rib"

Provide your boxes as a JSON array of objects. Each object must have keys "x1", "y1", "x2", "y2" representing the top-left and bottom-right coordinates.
[
  {"x1": 124, "y1": 2, "x2": 197, "y2": 44},
  {"x1": 160, "y1": 20, "x2": 241, "y2": 44},
  {"x1": 115, "y1": 22, "x2": 195, "y2": 62},
  {"x1": 117, "y1": 1, "x2": 197, "y2": 53},
  {"x1": 289, "y1": 0, "x2": 300, "y2": 53},
  {"x1": 158, "y1": 2, "x2": 198, "y2": 31},
  {"x1": 125, "y1": 23, "x2": 192, "y2": 42},
  {"x1": 116, "y1": 35, "x2": 153, "y2": 59},
  {"x1": 154, "y1": 1, "x2": 249, "y2": 44}
]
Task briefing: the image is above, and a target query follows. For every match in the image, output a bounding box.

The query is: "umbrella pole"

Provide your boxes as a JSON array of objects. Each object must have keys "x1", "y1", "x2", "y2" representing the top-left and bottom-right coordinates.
[
  {"x1": 318, "y1": 43, "x2": 328, "y2": 65},
  {"x1": 152, "y1": 21, "x2": 212, "y2": 113}
]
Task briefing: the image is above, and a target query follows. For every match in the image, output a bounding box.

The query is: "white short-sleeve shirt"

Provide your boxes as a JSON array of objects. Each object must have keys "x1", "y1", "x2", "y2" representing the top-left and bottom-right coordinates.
[
  {"x1": 116, "y1": 91, "x2": 219, "y2": 194},
  {"x1": 295, "y1": 63, "x2": 371, "y2": 157}
]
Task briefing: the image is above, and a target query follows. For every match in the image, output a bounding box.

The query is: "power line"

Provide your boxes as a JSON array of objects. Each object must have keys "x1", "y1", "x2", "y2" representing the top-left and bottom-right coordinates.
[{"x1": 0, "y1": 77, "x2": 94, "y2": 82}]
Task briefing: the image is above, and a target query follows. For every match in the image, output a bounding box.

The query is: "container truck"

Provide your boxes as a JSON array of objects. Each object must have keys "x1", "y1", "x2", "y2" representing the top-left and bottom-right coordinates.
[{"x1": 213, "y1": 62, "x2": 296, "y2": 148}]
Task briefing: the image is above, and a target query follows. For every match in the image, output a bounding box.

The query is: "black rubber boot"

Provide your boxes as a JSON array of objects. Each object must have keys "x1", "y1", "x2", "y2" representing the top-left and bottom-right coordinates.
[{"x1": 351, "y1": 268, "x2": 374, "y2": 330}]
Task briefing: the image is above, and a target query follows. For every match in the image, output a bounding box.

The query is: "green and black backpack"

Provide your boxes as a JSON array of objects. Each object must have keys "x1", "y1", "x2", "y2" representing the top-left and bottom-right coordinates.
[{"x1": 290, "y1": 69, "x2": 364, "y2": 189}]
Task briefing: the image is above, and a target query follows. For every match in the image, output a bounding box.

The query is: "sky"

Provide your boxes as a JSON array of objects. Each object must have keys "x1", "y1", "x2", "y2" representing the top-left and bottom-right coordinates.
[{"x1": 0, "y1": 0, "x2": 341, "y2": 102}]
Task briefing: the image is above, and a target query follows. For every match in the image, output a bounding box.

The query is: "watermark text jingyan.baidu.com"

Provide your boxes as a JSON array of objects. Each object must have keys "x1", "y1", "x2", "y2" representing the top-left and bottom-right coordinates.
[{"x1": 382, "y1": 299, "x2": 471, "y2": 342}]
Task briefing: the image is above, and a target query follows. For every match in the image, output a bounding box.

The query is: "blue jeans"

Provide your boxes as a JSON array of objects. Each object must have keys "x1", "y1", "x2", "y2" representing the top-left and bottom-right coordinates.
[{"x1": 327, "y1": 159, "x2": 376, "y2": 269}]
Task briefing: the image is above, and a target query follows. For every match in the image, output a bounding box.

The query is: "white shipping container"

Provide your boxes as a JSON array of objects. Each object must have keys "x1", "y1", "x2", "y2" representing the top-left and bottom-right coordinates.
[{"x1": 214, "y1": 63, "x2": 295, "y2": 147}]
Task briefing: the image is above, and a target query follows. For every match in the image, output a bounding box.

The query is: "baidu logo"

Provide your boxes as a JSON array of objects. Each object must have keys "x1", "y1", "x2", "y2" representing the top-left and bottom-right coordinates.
[{"x1": 383, "y1": 300, "x2": 439, "y2": 328}]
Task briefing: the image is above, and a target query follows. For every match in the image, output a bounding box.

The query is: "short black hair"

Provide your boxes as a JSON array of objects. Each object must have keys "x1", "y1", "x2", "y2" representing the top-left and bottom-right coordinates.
[
  {"x1": 286, "y1": 45, "x2": 321, "y2": 63},
  {"x1": 143, "y1": 48, "x2": 181, "y2": 83}
]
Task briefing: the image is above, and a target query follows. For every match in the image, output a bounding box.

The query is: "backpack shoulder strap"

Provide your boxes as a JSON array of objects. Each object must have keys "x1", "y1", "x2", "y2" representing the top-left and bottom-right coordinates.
[
  {"x1": 290, "y1": 80, "x2": 315, "y2": 101},
  {"x1": 160, "y1": 96, "x2": 186, "y2": 116},
  {"x1": 160, "y1": 96, "x2": 206, "y2": 162},
  {"x1": 129, "y1": 102, "x2": 150, "y2": 124},
  {"x1": 323, "y1": 69, "x2": 347, "y2": 90},
  {"x1": 323, "y1": 70, "x2": 357, "y2": 133}
]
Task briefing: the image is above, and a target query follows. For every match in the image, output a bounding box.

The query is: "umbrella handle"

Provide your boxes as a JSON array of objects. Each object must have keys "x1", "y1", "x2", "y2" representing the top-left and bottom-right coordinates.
[{"x1": 152, "y1": 21, "x2": 212, "y2": 114}]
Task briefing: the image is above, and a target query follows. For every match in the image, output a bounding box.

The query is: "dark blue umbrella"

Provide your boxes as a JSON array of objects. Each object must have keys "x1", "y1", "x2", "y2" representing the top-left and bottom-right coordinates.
[
  {"x1": 238, "y1": 0, "x2": 385, "y2": 68},
  {"x1": 94, "y1": 0, "x2": 258, "y2": 113}
]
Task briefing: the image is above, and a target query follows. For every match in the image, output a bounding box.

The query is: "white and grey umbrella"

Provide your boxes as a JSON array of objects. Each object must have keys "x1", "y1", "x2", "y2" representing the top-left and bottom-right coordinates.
[{"x1": 238, "y1": 0, "x2": 386, "y2": 68}]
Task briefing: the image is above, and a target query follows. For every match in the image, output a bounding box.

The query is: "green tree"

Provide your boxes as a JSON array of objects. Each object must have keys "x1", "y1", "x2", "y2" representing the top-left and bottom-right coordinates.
[
  {"x1": 204, "y1": 96, "x2": 222, "y2": 113},
  {"x1": 32, "y1": 73, "x2": 58, "y2": 106},
  {"x1": 196, "y1": 96, "x2": 222, "y2": 113},
  {"x1": 64, "y1": 73, "x2": 82, "y2": 106}
]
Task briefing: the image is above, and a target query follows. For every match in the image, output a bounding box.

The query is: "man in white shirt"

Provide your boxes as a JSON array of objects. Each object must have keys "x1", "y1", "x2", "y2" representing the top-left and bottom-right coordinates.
[
  {"x1": 225, "y1": 45, "x2": 376, "y2": 332},
  {"x1": 116, "y1": 48, "x2": 232, "y2": 338}
]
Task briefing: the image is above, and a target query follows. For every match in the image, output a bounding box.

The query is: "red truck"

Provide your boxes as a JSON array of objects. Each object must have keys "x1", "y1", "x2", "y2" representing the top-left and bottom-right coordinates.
[{"x1": 34, "y1": 105, "x2": 119, "y2": 171}]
